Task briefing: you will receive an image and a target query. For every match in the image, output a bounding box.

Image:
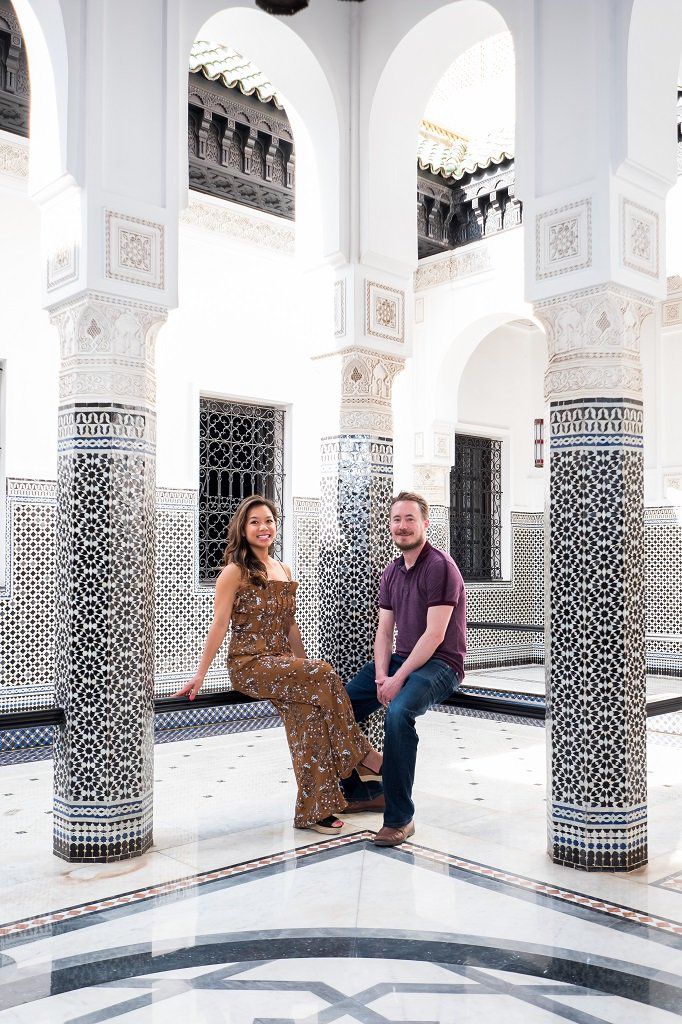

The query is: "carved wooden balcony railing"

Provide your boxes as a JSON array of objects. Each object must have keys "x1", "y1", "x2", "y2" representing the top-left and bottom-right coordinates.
[
  {"x1": 0, "y1": 0, "x2": 29, "y2": 137},
  {"x1": 417, "y1": 159, "x2": 522, "y2": 260},
  {"x1": 188, "y1": 74, "x2": 295, "y2": 220}
]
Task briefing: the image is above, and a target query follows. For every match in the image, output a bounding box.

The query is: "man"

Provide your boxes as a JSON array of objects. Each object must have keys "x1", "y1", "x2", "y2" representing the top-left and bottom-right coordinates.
[{"x1": 343, "y1": 491, "x2": 466, "y2": 846}]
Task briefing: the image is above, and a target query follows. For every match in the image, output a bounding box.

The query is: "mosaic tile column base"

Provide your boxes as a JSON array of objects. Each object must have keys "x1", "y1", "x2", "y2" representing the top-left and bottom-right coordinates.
[
  {"x1": 538, "y1": 287, "x2": 651, "y2": 872},
  {"x1": 319, "y1": 435, "x2": 394, "y2": 684},
  {"x1": 51, "y1": 294, "x2": 165, "y2": 862}
]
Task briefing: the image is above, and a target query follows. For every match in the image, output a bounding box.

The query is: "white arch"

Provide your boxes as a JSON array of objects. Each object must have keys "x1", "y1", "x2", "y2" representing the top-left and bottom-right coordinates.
[
  {"x1": 363, "y1": 0, "x2": 516, "y2": 273},
  {"x1": 11, "y1": 0, "x2": 69, "y2": 193},
  {"x1": 434, "y1": 311, "x2": 544, "y2": 423},
  {"x1": 182, "y1": 4, "x2": 342, "y2": 263},
  {"x1": 624, "y1": 0, "x2": 682, "y2": 189}
]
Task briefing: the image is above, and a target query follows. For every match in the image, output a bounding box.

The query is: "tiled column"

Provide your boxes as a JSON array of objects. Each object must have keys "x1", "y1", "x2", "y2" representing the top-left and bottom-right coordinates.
[
  {"x1": 319, "y1": 349, "x2": 404, "y2": 682},
  {"x1": 536, "y1": 285, "x2": 652, "y2": 871},
  {"x1": 50, "y1": 293, "x2": 166, "y2": 862}
]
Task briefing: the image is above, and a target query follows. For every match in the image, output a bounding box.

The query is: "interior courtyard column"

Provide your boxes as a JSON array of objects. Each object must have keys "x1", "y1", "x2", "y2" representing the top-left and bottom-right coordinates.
[
  {"x1": 536, "y1": 287, "x2": 652, "y2": 870},
  {"x1": 49, "y1": 294, "x2": 166, "y2": 861},
  {"x1": 30, "y1": 0, "x2": 181, "y2": 860},
  {"x1": 317, "y1": 271, "x2": 407, "y2": 682},
  {"x1": 517, "y1": 0, "x2": 675, "y2": 871}
]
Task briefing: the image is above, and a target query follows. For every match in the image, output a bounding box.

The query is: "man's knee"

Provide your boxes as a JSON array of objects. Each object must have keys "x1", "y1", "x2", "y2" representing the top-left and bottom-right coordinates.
[
  {"x1": 384, "y1": 700, "x2": 416, "y2": 731},
  {"x1": 345, "y1": 661, "x2": 376, "y2": 698}
]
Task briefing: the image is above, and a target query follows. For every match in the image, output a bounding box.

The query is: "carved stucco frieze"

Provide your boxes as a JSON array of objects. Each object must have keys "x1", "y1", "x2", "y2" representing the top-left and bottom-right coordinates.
[
  {"x1": 544, "y1": 363, "x2": 644, "y2": 400},
  {"x1": 339, "y1": 409, "x2": 394, "y2": 435},
  {"x1": 413, "y1": 246, "x2": 491, "y2": 292},
  {"x1": 180, "y1": 195, "x2": 295, "y2": 253},
  {"x1": 50, "y1": 293, "x2": 167, "y2": 407},
  {"x1": 535, "y1": 285, "x2": 653, "y2": 402}
]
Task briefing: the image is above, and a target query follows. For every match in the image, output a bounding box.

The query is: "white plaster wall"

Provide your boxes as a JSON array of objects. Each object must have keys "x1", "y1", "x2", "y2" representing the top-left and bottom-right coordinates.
[
  {"x1": 393, "y1": 228, "x2": 535, "y2": 494},
  {"x1": 0, "y1": 190, "x2": 58, "y2": 481},
  {"x1": 456, "y1": 323, "x2": 545, "y2": 511},
  {"x1": 660, "y1": 328, "x2": 682, "y2": 471},
  {"x1": 0, "y1": 183, "x2": 331, "y2": 501},
  {"x1": 156, "y1": 218, "x2": 329, "y2": 501},
  {"x1": 666, "y1": 174, "x2": 682, "y2": 275}
]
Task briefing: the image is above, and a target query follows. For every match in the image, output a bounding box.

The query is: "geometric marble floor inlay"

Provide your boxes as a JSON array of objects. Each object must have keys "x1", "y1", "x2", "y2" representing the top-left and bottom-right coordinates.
[
  {"x1": 1, "y1": 709, "x2": 682, "y2": 1022},
  {"x1": 2, "y1": 835, "x2": 682, "y2": 1021}
]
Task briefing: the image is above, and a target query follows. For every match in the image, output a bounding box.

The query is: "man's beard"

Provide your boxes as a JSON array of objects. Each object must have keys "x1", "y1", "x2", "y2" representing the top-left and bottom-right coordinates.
[{"x1": 394, "y1": 534, "x2": 424, "y2": 551}]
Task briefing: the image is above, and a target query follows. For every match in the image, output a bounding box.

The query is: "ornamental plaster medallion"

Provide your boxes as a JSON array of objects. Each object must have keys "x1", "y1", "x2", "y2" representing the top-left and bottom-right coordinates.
[
  {"x1": 621, "y1": 198, "x2": 659, "y2": 279},
  {"x1": 105, "y1": 211, "x2": 165, "y2": 290},
  {"x1": 414, "y1": 464, "x2": 448, "y2": 506},
  {"x1": 365, "y1": 281, "x2": 405, "y2": 343},
  {"x1": 535, "y1": 199, "x2": 592, "y2": 280},
  {"x1": 46, "y1": 243, "x2": 79, "y2": 292},
  {"x1": 663, "y1": 300, "x2": 682, "y2": 327},
  {"x1": 663, "y1": 473, "x2": 682, "y2": 497},
  {"x1": 0, "y1": 136, "x2": 28, "y2": 180},
  {"x1": 433, "y1": 432, "x2": 451, "y2": 460}
]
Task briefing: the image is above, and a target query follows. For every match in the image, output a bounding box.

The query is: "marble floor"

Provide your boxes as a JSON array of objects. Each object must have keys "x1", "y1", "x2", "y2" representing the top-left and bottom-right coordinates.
[{"x1": 1, "y1": 688, "x2": 682, "y2": 1021}]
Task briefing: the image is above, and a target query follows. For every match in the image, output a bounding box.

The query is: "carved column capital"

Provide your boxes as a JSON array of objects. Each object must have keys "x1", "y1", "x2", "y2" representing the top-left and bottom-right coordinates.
[
  {"x1": 50, "y1": 292, "x2": 167, "y2": 407},
  {"x1": 535, "y1": 284, "x2": 653, "y2": 402},
  {"x1": 338, "y1": 347, "x2": 405, "y2": 436}
]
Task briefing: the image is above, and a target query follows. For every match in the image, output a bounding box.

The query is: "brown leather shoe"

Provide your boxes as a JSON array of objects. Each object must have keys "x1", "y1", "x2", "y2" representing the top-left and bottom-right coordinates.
[
  {"x1": 373, "y1": 821, "x2": 415, "y2": 846},
  {"x1": 342, "y1": 795, "x2": 385, "y2": 814}
]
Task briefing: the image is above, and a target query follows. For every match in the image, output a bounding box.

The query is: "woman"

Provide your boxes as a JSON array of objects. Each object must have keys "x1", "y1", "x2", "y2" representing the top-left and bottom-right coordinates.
[{"x1": 174, "y1": 494, "x2": 382, "y2": 834}]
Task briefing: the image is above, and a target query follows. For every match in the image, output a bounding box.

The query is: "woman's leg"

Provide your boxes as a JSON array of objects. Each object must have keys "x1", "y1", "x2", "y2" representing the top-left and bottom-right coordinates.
[{"x1": 251, "y1": 655, "x2": 372, "y2": 827}]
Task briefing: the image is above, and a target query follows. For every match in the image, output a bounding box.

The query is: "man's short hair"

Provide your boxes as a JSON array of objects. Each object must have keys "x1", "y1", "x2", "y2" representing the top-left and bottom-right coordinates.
[{"x1": 390, "y1": 491, "x2": 429, "y2": 520}]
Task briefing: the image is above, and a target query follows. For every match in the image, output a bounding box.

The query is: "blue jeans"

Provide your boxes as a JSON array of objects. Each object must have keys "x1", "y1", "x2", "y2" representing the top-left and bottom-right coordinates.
[{"x1": 343, "y1": 654, "x2": 460, "y2": 828}]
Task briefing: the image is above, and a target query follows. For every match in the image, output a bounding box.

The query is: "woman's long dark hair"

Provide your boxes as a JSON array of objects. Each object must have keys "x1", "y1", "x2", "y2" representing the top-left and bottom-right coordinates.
[{"x1": 222, "y1": 495, "x2": 279, "y2": 587}]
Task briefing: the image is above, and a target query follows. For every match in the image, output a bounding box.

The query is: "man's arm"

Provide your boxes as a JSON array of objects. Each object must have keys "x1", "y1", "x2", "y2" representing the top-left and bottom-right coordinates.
[
  {"x1": 374, "y1": 607, "x2": 394, "y2": 690},
  {"x1": 377, "y1": 605, "x2": 453, "y2": 706}
]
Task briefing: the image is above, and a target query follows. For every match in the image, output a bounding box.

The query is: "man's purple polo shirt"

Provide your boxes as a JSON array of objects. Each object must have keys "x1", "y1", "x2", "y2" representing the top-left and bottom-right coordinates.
[{"x1": 378, "y1": 540, "x2": 466, "y2": 679}]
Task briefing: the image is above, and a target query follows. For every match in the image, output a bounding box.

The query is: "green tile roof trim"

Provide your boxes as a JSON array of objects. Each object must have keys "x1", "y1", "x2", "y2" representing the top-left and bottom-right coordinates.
[
  {"x1": 418, "y1": 120, "x2": 514, "y2": 180},
  {"x1": 190, "y1": 40, "x2": 285, "y2": 110}
]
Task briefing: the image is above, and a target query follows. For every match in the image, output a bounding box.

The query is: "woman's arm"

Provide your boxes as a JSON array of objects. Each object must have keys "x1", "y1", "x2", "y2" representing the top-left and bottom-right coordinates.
[
  {"x1": 287, "y1": 620, "x2": 307, "y2": 658},
  {"x1": 172, "y1": 563, "x2": 241, "y2": 699}
]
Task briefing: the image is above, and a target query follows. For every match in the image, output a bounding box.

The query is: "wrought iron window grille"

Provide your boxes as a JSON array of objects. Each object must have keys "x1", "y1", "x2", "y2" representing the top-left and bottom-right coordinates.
[
  {"x1": 450, "y1": 434, "x2": 502, "y2": 582},
  {"x1": 199, "y1": 397, "x2": 286, "y2": 583}
]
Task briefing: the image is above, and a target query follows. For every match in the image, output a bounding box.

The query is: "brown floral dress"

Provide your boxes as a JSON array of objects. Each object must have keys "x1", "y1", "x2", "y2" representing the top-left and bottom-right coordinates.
[{"x1": 227, "y1": 574, "x2": 371, "y2": 827}]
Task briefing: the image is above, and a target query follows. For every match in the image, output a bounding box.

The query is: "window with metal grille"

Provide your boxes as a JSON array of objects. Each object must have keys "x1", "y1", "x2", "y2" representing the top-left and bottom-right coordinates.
[
  {"x1": 449, "y1": 434, "x2": 502, "y2": 581},
  {"x1": 199, "y1": 397, "x2": 285, "y2": 583}
]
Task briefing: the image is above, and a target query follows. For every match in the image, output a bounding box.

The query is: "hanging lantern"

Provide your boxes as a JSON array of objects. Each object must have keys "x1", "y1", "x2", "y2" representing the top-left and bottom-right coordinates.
[
  {"x1": 255, "y1": 0, "x2": 364, "y2": 12},
  {"x1": 255, "y1": 0, "x2": 309, "y2": 13}
]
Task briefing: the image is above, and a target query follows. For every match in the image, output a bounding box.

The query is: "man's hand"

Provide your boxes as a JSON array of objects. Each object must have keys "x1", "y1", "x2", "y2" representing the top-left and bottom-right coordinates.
[
  {"x1": 378, "y1": 672, "x2": 404, "y2": 707},
  {"x1": 375, "y1": 673, "x2": 389, "y2": 699}
]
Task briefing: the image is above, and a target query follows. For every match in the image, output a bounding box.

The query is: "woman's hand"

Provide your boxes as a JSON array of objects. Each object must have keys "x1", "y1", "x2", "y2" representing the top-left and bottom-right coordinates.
[{"x1": 171, "y1": 675, "x2": 204, "y2": 700}]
